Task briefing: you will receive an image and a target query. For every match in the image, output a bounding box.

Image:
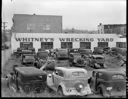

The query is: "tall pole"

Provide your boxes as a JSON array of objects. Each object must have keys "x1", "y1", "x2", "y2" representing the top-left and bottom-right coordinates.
[{"x1": 2, "y1": 22, "x2": 8, "y2": 44}]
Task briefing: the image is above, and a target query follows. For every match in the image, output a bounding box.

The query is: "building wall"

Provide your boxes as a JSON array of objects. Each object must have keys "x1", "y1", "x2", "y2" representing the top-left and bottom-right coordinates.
[
  {"x1": 11, "y1": 33, "x2": 126, "y2": 53},
  {"x1": 12, "y1": 14, "x2": 62, "y2": 33},
  {"x1": 98, "y1": 23, "x2": 126, "y2": 35}
]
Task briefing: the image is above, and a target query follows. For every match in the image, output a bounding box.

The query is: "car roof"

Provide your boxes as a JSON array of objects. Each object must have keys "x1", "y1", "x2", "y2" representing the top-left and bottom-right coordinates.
[
  {"x1": 23, "y1": 54, "x2": 35, "y2": 56},
  {"x1": 55, "y1": 67, "x2": 87, "y2": 73},
  {"x1": 93, "y1": 68, "x2": 125, "y2": 75},
  {"x1": 15, "y1": 67, "x2": 46, "y2": 76},
  {"x1": 92, "y1": 55, "x2": 104, "y2": 58}
]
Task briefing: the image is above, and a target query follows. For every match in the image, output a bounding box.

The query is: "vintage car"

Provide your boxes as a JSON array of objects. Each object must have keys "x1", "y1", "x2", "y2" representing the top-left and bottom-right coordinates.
[
  {"x1": 40, "y1": 60, "x2": 56, "y2": 71},
  {"x1": 54, "y1": 48, "x2": 69, "y2": 59},
  {"x1": 88, "y1": 55, "x2": 106, "y2": 69},
  {"x1": 6, "y1": 66, "x2": 47, "y2": 93},
  {"x1": 69, "y1": 52, "x2": 86, "y2": 67},
  {"x1": 79, "y1": 49, "x2": 92, "y2": 58},
  {"x1": 93, "y1": 47, "x2": 104, "y2": 54},
  {"x1": 21, "y1": 54, "x2": 36, "y2": 66},
  {"x1": 47, "y1": 67, "x2": 92, "y2": 96},
  {"x1": 102, "y1": 47, "x2": 110, "y2": 54},
  {"x1": 34, "y1": 51, "x2": 49, "y2": 68},
  {"x1": 88, "y1": 69, "x2": 126, "y2": 98},
  {"x1": 109, "y1": 47, "x2": 127, "y2": 56}
]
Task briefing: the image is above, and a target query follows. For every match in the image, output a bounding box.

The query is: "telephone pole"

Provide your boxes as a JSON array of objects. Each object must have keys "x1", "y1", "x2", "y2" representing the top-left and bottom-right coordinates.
[{"x1": 2, "y1": 22, "x2": 8, "y2": 43}]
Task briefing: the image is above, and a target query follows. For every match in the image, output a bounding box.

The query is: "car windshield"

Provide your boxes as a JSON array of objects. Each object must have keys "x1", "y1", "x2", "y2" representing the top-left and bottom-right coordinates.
[
  {"x1": 25, "y1": 56, "x2": 35, "y2": 60},
  {"x1": 72, "y1": 71, "x2": 86, "y2": 78},
  {"x1": 79, "y1": 49, "x2": 92, "y2": 54},
  {"x1": 112, "y1": 74, "x2": 125, "y2": 80},
  {"x1": 23, "y1": 75, "x2": 43, "y2": 82}
]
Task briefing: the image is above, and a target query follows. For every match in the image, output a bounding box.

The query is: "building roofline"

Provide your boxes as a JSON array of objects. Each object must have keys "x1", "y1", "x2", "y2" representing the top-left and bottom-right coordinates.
[{"x1": 13, "y1": 14, "x2": 62, "y2": 17}]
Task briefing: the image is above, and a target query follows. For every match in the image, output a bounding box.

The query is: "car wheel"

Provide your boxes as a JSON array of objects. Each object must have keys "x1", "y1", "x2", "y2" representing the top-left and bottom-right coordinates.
[{"x1": 57, "y1": 87, "x2": 64, "y2": 97}]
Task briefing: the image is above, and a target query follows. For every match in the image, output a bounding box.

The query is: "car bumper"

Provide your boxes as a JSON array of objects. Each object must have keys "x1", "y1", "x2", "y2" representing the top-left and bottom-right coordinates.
[{"x1": 63, "y1": 85, "x2": 92, "y2": 96}]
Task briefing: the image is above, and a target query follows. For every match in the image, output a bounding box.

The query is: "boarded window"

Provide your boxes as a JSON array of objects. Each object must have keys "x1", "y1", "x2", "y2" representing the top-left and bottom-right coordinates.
[
  {"x1": 80, "y1": 42, "x2": 91, "y2": 49},
  {"x1": 116, "y1": 42, "x2": 126, "y2": 48},
  {"x1": 20, "y1": 42, "x2": 33, "y2": 49},
  {"x1": 61, "y1": 42, "x2": 72, "y2": 49},
  {"x1": 98, "y1": 42, "x2": 108, "y2": 47},
  {"x1": 41, "y1": 42, "x2": 53, "y2": 49}
]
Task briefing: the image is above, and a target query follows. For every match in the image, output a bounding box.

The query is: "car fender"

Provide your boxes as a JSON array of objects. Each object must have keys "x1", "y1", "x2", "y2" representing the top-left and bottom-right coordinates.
[{"x1": 58, "y1": 82, "x2": 66, "y2": 95}]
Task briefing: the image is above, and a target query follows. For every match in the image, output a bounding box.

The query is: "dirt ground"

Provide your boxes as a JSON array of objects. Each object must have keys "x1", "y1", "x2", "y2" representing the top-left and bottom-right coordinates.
[{"x1": 1, "y1": 52, "x2": 126, "y2": 97}]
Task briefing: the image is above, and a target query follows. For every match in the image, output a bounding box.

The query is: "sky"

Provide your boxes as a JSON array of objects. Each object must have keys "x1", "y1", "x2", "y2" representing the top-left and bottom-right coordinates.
[{"x1": 2, "y1": 0, "x2": 126, "y2": 30}]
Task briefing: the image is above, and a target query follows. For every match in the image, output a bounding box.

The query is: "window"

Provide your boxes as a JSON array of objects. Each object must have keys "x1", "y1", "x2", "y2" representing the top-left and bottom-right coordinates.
[
  {"x1": 61, "y1": 42, "x2": 72, "y2": 49},
  {"x1": 72, "y1": 72, "x2": 85, "y2": 77},
  {"x1": 116, "y1": 42, "x2": 126, "y2": 48},
  {"x1": 41, "y1": 42, "x2": 53, "y2": 49},
  {"x1": 80, "y1": 42, "x2": 91, "y2": 49},
  {"x1": 41, "y1": 24, "x2": 50, "y2": 30},
  {"x1": 55, "y1": 70, "x2": 64, "y2": 77},
  {"x1": 20, "y1": 42, "x2": 33, "y2": 49},
  {"x1": 98, "y1": 42, "x2": 108, "y2": 47},
  {"x1": 27, "y1": 24, "x2": 35, "y2": 32}
]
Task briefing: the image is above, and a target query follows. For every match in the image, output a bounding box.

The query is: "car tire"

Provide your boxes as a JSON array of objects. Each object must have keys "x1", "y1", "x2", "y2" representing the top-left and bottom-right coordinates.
[{"x1": 57, "y1": 87, "x2": 64, "y2": 97}]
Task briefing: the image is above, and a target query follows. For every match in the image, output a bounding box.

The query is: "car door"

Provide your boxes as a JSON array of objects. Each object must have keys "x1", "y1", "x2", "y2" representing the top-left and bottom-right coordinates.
[
  {"x1": 53, "y1": 69, "x2": 64, "y2": 89},
  {"x1": 90, "y1": 71, "x2": 97, "y2": 91}
]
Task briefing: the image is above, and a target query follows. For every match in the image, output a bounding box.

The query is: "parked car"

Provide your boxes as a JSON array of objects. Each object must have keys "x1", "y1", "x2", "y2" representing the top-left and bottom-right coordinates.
[
  {"x1": 93, "y1": 47, "x2": 104, "y2": 54},
  {"x1": 34, "y1": 51, "x2": 49, "y2": 68},
  {"x1": 54, "y1": 48, "x2": 69, "y2": 59},
  {"x1": 6, "y1": 66, "x2": 47, "y2": 93},
  {"x1": 40, "y1": 60, "x2": 56, "y2": 71},
  {"x1": 47, "y1": 67, "x2": 92, "y2": 96},
  {"x1": 79, "y1": 49, "x2": 92, "y2": 58},
  {"x1": 88, "y1": 69, "x2": 126, "y2": 98},
  {"x1": 69, "y1": 52, "x2": 86, "y2": 67},
  {"x1": 21, "y1": 54, "x2": 36, "y2": 66},
  {"x1": 88, "y1": 55, "x2": 106, "y2": 69},
  {"x1": 102, "y1": 47, "x2": 110, "y2": 54},
  {"x1": 109, "y1": 47, "x2": 127, "y2": 56}
]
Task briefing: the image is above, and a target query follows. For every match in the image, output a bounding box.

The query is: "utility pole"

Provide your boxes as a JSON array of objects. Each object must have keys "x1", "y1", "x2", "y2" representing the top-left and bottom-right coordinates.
[{"x1": 2, "y1": 22, "x2": 8, "y2": 44}]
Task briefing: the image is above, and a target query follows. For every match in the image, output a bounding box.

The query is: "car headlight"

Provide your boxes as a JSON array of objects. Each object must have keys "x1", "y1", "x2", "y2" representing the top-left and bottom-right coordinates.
[
  {"x1": 79, "y1": 84, "x2": 83, "y2": 89},
  {"x1": 106, "y1": 87, "x2": 112, "y2": 91}
]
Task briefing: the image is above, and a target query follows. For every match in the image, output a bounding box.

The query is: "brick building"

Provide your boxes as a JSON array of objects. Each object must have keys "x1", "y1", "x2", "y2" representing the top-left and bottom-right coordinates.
[
  {"x1": 98, "y1": 23, "x2": 126, "y2": 35},
  {"x1": 11, "y1": 14, "x2": 62, "y2": 33}
]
